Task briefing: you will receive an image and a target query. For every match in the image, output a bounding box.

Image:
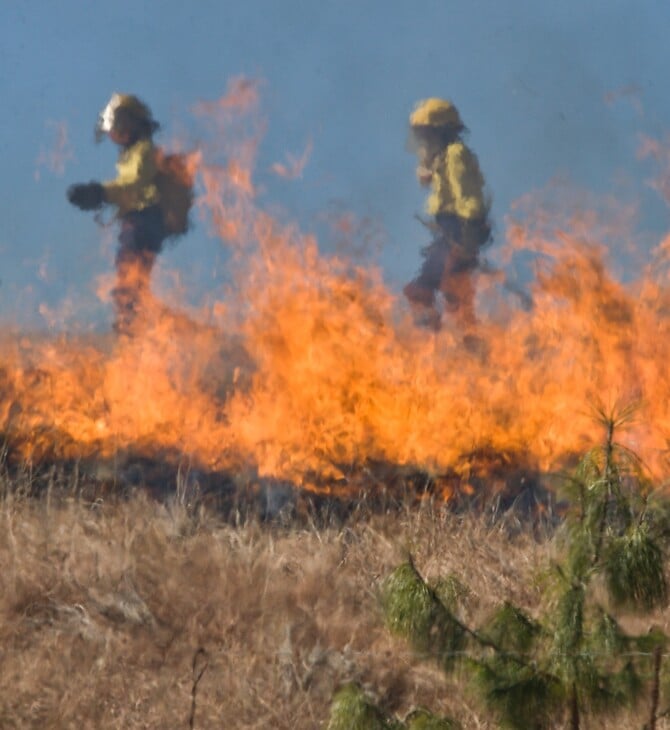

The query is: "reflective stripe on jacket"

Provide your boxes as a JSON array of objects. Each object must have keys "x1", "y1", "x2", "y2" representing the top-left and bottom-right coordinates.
[
  {"x1": 103, "y1": 139, "x2": 160, "y2": 216},
  {"x1": 426, "y1": 142, "x2": 487, "y2": 220}
]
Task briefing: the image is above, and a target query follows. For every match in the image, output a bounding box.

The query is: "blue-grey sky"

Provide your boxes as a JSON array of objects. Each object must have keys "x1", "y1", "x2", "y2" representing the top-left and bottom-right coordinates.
[{"x1": 1, "y1": 0, "x2": 669, "y2": 327}]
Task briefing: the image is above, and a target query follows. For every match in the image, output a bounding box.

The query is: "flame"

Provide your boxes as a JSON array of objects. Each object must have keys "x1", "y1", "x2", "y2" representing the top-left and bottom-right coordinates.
[
  {"x1": 271, "y1": 139, "x2": 313, "y2": 180},
  {"x1": 639, "y1": 133, "x2": 670, "y2": 206},
  {"x1": 4, "y1": 84, "x2": 670, "y2": 495}
]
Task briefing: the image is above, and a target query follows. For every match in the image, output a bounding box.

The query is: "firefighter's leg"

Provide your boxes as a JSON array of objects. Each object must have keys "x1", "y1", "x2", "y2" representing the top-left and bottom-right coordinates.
[
  {"x1": 404, "y1": 240, "x2": 451, "y2": 329},
  {"x1": 113, "y1": 220, "x2": 157, "y2": 334},
  {"x1": 441, "y1": 267, "x2": 477, "y2": 328},
  {"x1": 112, "y1": 250, "x2": 156, "y2": 335},
  {"x1": 440, "y1": 243, "x2": 479, "y2": 329}
]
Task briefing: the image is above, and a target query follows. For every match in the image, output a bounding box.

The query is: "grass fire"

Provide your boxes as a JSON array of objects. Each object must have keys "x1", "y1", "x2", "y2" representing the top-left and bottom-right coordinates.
[
  {"x1": 3, "y1": 78, "x2": 670, "y2": 729},
  {"x1": 3, "y1": 81, "x2": 670, "y2": 497}
]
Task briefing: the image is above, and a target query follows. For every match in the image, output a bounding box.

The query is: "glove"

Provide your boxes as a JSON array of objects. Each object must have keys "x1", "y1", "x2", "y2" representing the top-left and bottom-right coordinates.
[{"x1": 67, "y1": 181, "x2": 105, "y2": 211}]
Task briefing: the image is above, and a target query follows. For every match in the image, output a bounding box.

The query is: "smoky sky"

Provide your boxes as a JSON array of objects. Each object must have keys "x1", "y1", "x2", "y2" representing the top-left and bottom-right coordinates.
[{"x1": 0, "y1": 0, "x2": 668, "y2": 327}]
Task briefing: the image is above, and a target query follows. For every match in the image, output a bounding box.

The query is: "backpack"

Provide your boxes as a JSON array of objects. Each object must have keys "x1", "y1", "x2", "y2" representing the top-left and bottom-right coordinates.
[{"x1": 154, "y1": 148, "x2": 195, "y2": 237}]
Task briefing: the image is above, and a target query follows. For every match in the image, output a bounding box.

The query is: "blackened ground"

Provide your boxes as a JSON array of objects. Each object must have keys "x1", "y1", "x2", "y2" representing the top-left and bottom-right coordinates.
[{"x1": 0, "y1": 435, "x2": 562, "y2": 531}]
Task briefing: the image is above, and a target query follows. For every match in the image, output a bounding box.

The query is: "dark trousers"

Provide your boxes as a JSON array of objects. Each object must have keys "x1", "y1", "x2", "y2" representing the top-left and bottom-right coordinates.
[
  {"x1": 404, "y1": 213, "x2": 491, "y2": 326},
  {"x1": 113, "y1": 206, "x2": 166, "y2": 334}
]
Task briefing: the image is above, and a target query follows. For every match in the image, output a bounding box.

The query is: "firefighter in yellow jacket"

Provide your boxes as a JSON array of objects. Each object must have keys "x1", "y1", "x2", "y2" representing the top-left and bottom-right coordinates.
[
  {"x1": 404, "y1": 98, "x2": 491, "y2": 330},
  {"x1": 67, "y1": 93, "x2": 168, "y2": 335}
]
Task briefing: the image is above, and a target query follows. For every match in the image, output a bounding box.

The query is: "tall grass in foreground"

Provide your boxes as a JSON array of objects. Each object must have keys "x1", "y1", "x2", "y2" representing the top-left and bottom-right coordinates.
[
  {"x1": 2, "y1": 413, "x2": 670, "y2": 728},
  {"x1": 343, "y1": 407, "x2": 670, "y2": 729}
]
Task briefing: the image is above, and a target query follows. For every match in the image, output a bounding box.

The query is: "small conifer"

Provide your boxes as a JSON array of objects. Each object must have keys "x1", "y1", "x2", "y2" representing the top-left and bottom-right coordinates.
[{"x1": 330, "y1": 406, "x2": 670, "y2": 728}]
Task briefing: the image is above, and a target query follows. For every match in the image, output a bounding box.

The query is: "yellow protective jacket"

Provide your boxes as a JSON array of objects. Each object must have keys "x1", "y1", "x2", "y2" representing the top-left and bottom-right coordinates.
[
  {"x1": 103, "y1": 139, "x2": 160, "y2": 216},
  {"x1": 425, "y1": 141, "x2": 487, "y2": 221}
]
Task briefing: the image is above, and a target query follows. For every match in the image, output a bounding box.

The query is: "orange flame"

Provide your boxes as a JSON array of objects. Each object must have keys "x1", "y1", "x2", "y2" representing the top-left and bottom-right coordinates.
[
  {"x1": 271, "y1": 139, "x2": 313, "y2": 180},
  {"x1": 4, "y1": 85, "x2": 670, "y2": 494},
  {"x1": 639, "y1": 133, "x2": 670, "y2": 206}
]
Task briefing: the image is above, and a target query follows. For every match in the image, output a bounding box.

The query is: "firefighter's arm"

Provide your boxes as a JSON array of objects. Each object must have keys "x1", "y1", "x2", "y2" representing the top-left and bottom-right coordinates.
[
  {"x1": 102, "y1": 141, "x2": 156, "y2": 209},
  {"x1": 446, "y1": 144, "x2": 486, "y2": 220}
]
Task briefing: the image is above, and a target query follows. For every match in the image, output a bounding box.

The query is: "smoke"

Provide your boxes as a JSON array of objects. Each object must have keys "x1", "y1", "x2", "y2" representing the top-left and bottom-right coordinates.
[
  {"x1": 35, "y1": 120, "x2": 74, "y2": 181},
  {"x1": 604, "y1": 83, "x2": 644, "y2": 117}
]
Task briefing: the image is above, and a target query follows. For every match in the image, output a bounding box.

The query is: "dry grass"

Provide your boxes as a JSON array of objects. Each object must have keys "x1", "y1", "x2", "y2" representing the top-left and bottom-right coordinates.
[{"x1": 0, "y1": 474, "x2": 668, "y2": 729}]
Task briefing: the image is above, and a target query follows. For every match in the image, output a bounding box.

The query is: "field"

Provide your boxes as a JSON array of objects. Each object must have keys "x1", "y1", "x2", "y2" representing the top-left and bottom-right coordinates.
[{"x1": 1, "y1": 467, "x2": 667, "y2": 730}]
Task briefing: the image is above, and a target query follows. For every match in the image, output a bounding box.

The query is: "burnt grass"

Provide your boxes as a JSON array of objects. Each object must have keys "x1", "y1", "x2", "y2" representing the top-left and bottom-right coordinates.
[
  {"x1": 5, "y1": 446, "x2": 647, "y2": 729},
  {"x1": 0, "y1": 435, "x2": 561, "y2": 530}
]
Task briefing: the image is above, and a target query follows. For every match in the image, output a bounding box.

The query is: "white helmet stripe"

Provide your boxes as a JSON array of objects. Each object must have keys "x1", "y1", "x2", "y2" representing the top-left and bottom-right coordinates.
[{"x1": 98, "y1": 93, "x2": 123, "y2": 133}]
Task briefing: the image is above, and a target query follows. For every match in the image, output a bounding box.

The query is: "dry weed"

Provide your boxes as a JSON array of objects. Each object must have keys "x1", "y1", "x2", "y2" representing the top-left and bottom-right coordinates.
[{"x1": 0, "y1": 482, "x2": 666, "y2": 728}]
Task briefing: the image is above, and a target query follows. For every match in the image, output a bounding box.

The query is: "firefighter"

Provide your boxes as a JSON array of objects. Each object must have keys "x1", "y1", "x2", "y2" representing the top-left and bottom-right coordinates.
[
  {"x1": 404, "y1": 98, "x2": 491, "y2": 331},
  {"x1": 67, "y1": 93, "x2": 168, "y2": 335}
]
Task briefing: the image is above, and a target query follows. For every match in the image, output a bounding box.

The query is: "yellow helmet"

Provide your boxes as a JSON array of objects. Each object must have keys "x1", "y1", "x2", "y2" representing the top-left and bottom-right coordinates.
[
  {"x1": 410, "y1": 98, "x2": 462, "y2": 128},
  {"x1": 96, "y1": 93, "x2": 158, "y2": 140}
]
